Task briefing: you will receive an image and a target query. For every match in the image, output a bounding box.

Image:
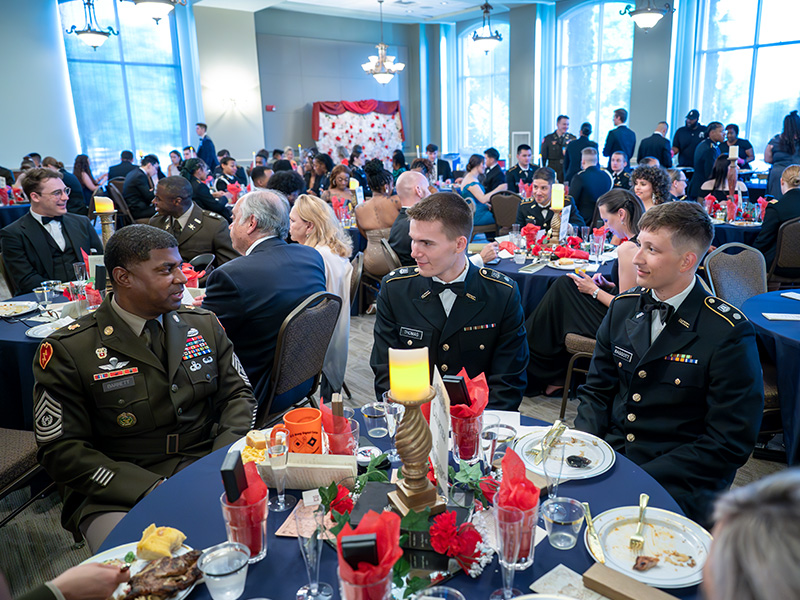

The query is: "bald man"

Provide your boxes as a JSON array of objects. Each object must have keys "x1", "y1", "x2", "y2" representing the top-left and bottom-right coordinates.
[{"x1": 637, "y1": 121, "x2": 673, "y2": 168}]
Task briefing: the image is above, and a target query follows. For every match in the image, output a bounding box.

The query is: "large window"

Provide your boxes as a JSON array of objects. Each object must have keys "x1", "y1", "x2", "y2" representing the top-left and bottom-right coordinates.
[
  {"x1": 556, "y1": 2, "x2": 633, "y2": 152},
  {"x1": 695, "y1": 0, "x2": 800, "y2": 156},
  {"x1": 457, "y1": 23, "x2": 510, "y2": 159},
  {"x1": 58, "y1": 0, "x2": 185, "y2": 174}
]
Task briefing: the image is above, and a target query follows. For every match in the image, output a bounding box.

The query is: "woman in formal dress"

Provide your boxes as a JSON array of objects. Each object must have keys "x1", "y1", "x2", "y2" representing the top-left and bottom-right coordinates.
[
  {"x1": 354, "y1": 159, "x2": 399, "y2": 277},
  {"x1": 525, "y1": 189, "x2": 645, "y2": 395},
  {"x1": 349, "y1": 146, "x2": 370, "y2": 194},
  {"x1": 181, "y1": 158, "x2": 231, "y2": 221},
  {"x1": 765, "y1": 111, "x2": 800, "y2": 199},
  {"x1": 305, "y1": 153, "x2": 333, "y2": 197},
  {"x1": 167, "y1": 150, "x2": 182, "y2": 177},
  {"x1": 289, "y1": 194, "x2": 353, "y2": 399},
  {"x1": 632, "y1": 164, "x2": 670, "y2": 210},
  {"x1": 460, "y1": 154, "x2": 502, "y2": 227},
  {"x1": 699, "y1": 155, "x2": 749, "y2": 204},
  {"x1": 667, "y1": 168, "x2": 688, "y2": 201},
  {"x1": 73, "y1": 154, "x2": 106, "y2": 207},
  {"x1": 392, "y1": 150, "x2": 408, "y2": 182},
  {"x1": 321, "y1": 165, "x2": 356, "y2": 207}
]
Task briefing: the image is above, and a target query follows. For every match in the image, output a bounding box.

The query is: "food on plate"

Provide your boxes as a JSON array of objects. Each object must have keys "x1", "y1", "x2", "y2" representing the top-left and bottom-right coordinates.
[
  {"x1": 136, "y1": 524, "x2": 187, "y2": 560},
  {"x1": 566, "y1": 454, "x2": 592, "y2": 468},
  {"x1": 0, "y1": 303, "x2": 35, "y2": 317},
  {"x1": 246, "y1": 430, "x2": 267, "y2": 449},
  {"x1": 664, "y1": 550, "x2": 697, "y2": 568},
  {"x1": 121, "y1": 549, "x2": 201, "y2": 600},
  {"x1": 557, "y1": 258, "x2": 574, "y2": 265},
  {"x1": 240, "y1": 430, "x2": 267, "y2": 464},
  {"x1": 632, "y1": 555, "x2": 659, "y2": 571}
]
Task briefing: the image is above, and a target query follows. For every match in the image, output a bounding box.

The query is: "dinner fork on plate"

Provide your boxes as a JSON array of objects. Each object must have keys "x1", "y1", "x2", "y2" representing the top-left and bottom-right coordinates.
[{"x1": 629, "y1": 493, "x2": 649, "y2": 553}]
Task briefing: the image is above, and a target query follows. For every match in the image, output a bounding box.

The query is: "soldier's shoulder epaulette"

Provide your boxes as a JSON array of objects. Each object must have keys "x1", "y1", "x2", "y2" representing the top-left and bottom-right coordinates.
[
  {"x1": 203, "y1": 210, "x2": 223, "y2": 220},
  {"x1": 177, "y1": 304, "x2": 211, "y2": 316},
  {"x1": 479, "y1": 268, "x2": 513, "y2": 288},
  {"x1": 385, "y1": 267, "x2": 420, "y2": 282},
  {"x1": 48, "y1": 313, "x2": 97, "y2": 339},
  {"x1": 519, "y1": 198, "x2": 534, "y2": 206},
  {"x1": 613, "y1": 286, "x2": 645, "y2": 302},
  {"x1": 703, "y1": 296, "x2": 746, "y2": 326},
  {"x1": 508, "y1": 165, "x2": 520, "y2": 173}
]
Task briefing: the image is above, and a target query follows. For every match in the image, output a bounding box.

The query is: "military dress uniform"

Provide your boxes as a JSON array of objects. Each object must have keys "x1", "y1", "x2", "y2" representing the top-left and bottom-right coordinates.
[
  {"x1": 609, "y1": 168, "x2": 632, "y2": 190},
  {"x1": 574, "y1": 280, "x2": 763, "y2": 525},
  {"x1": 370, "y1": 263, "x2": 529, "y2": 411},
  {"x1": 541, "y1": 131, "x2": 576, "y2": 182},
  {"x1": 514, "y1": 196, "x2": 586, "y2": 232},
  {"x1": 149, "y1": 203, "x2": 239, "y2": 269},
  {"x1": 32, "y1": 295, "x2": 256, "y2": 534},
  {"x1": 753, "y1": 188, "x2": 800, "y2": 276},
  {"x1": 504, "y1": 164, "x2": 536, "y2": 196}
]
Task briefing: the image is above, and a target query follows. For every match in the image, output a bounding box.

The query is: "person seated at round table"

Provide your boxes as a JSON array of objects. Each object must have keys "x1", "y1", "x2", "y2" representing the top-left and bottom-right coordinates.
[
  {"x1": 525, "y1": 188, "x2": 644, "y2": 395},
  {"x1": 514, "y1": 166, "x2": 585, "y2": 235},
  {"x1": 410, "y1": 157, "x2": 438, "y2": 194},
  {"x1": 167, "y1": 149, "x2": 183, "y2": 177},
  {"x1": 354, "y1": 159, "x2": 400, "y2": 277},
  {"x1": 392, "y1": 150, "x2": 408, "y2": 182},
  {"x1": 181, "y1": 158, "x2": 231, "y2": 222},
  {"x1": 764, "y1": 110, "x2": 800, "y2": 199},
  {"x1": 632, "y1": 164, "x2": 671, "y2": 210},
  {"x1": 305, "y1": 153, "x2": 333, "y2": 197},
  {"x1": 73, "y1": 154, "x2": 107, "y2": 208},
  {"x1": 700, "y1": 155, "x2": 749, "y2": 204},
  {"x1": 289, "y1": 194, "x2": 353, "y2": 400},
  {"x1": 667, "y1": 168, "x2": 688, "y2": 202},
  {"x1": 321, "y1": 164, "x2": 355, "y2": 207},
  {"x1": 460, "y1": 154, "x2": 504, "y2": 228},
  {"x1": 42, "y1": 156, "x2": 86, "y2": 216},
  {"x1": 753, "y1": 164, "x2": 800, "y2": 275}
]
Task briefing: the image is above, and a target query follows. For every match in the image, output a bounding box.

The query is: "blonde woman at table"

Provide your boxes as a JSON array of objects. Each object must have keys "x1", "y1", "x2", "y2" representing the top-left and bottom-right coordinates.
[
  {"x1": 753, "y1": 164, "x2": 800, "y2": 275},
  {"x1": 289, "y1": 194, "x2": 353, "y2": 399},
  {"x1": 525, "y1": 189, "x2": 644, "y2": 396},
  {"x1": 354, "y1": 159, "x2": 400, "y2": 277}
]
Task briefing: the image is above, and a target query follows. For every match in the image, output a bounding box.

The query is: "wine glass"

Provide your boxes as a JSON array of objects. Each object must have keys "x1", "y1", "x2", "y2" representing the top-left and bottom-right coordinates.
[
  {"x1": 479, "y1": 415, "x2": 501, "y2": 473},
  {"x1": 73, "y1": 262, "x2": 87, "y2": 284},
  {"x1": 541, "y1": 433, "x2": 566, "y2": 502},
  {"x1": 490, "y1": 506, "x2": 523, "y2": 600},
  {"x1": 267, "y1": 430, "x2": 296, "y2": 512},
  {"x1": 295, "y1": 505, "x2": 334, "y2": 600},
  {"x1": 383, "y1": 400, "x2": 405, "y2": 462}
]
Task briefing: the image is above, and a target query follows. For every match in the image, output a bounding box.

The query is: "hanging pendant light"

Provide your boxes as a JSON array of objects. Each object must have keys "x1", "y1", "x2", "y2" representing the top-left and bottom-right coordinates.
[
  {"x1": 471, "y1": 2, "x2": 502, "y2": 54},
  {"x1": 361, "y1": 0, "x2": 405, "y2": 85},
  {"x1": 130, "y1": 0, "x2": 186, "y2": 24},
  {"x1": 620, "y1": 1, "x2": 674, "y2": 31},
  {"x1": 65, "y1": 0, "x2": 119, "y2": 50}
]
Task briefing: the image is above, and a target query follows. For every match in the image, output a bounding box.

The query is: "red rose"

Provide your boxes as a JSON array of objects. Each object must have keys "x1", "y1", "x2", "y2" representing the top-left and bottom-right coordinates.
[
  {"x1": 331, "y1": 122, "x2": 336, "y2": 128},
  {"x1": 335, "y1": 136, "x2": 341, "y2": 141},
  {"x1": 371, "y1": 123, "x2": 375, "y2": 128},
  {"x1": 330, "y1": 484, "x2": 354, "y2": 516}
]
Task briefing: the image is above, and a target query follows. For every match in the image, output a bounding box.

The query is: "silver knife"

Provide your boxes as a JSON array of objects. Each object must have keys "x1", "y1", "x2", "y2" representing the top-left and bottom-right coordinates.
[{"x1": 582, "y1": 502, "x2": 605, "y2": 563}]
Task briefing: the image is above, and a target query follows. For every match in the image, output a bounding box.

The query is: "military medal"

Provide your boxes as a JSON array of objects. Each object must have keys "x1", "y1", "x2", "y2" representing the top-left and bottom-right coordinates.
[
  {"x1": 95, "y1": 347, "x2": 107, "y2": 359},
  {"x1": 93, "y1": 367, "x2": 139, "y2": 381},
  {"x1": 183, "y1": 333, "x2": 212, "y2": 360}
]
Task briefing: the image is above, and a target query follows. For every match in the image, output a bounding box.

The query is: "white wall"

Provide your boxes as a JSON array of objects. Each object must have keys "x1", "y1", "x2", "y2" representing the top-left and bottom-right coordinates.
[
  {"x1": 193, "y1": 7, "x2": 265, "y2": 160},
  {"x1": 0, "y1": 0, "x2": 80, "y2": 170}
]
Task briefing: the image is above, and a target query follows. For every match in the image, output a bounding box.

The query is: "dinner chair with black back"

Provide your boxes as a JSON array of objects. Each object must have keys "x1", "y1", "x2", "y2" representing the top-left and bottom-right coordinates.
[
  {"x1": 560, "y1": 333, "x2": 597, "y2": 420},
  {"x1": 0, "y1": 253, "x2": 15, "y2": 300},
  {"x1": 0, "y1": 428, "x2": 55, "y2": 528},
  {"x1": 767, "y1": 216, "x2": 800, "y2": 290},
  {"x1": 254, "y1": 292, "x2": 342, "y2": 428},
  {"x1": 491, "y1": 192, "x2": 522, "y2": 235},
  {"x1": 105, "y1": 181, "x2": 136, "y2": 227},
  {"x1": 189, "y1": 253, "x2": 215, "y2": 274}
]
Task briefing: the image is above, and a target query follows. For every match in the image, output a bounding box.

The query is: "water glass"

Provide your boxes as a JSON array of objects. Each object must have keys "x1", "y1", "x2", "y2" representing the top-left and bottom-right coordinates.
[
  {"x1": 541, "y1": 435, "x2": 565, "y2": 500},
  {"x1": 482, "y1": 423, "x2": 516, "y2": 474},
  {"x1": 220, "y1": 492, "x2": 268, "y2": 563},
  {"x1": 451, "y1": 413, "x2": 483, "y2": 464},
  {"x1": 326, "y1": 417, "x2": 359, "y2": 456},
  {"x1": 361, "y1": 402, "x2": 388, "y2": 438},
  {"x1": 590, "y1": 235, "x2": 603, "y2": 264},
  {"x1": 338, "y1": 570, "x2": 392, "y2": 600},
  {"x1": 542, "y1": 497, "x2": 584, "y2": 550},
  {"x1": 491, "y1": 506, "x2": 523, "y2": 600},
  {"x1": 267, "y1": 429, "x2": 296, "y2": 512},
  {"x1": 198, "y1": 542, "x2": 250, "y2": 600},
  {"x1": 72, "y1": 262, "x2": 87, "y2": 283},
  {"x1": 414, "y1": 587, "x2": 466, "y2": 600},
  {"x1": 296, "y1": 505, "x2": 334, "y2": 600},
  {"x1": 513, "y1": 249, "x2": 526, "y2": 265}
]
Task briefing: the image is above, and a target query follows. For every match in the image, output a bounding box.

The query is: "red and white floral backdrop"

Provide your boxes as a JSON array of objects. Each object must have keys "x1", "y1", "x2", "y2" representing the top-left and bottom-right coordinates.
[{"x1": 312, "y1": 100, "x2": 404, "y2": 162}]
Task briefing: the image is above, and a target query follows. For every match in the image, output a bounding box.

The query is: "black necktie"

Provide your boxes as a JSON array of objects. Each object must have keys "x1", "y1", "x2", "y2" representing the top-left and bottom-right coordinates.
[
  {"x1": 640, "y1": 292, "x2": 674, "y2": 325},
  {"x1": 431, "y1": 281, "x2": 466, "y2": 297},
  {"x1": 42, "y1": 216, "x2": 63, "y2": 224},
  {"x1": 145, "y1": 319, "x2": 167, "y2": 366},
  {"x1": 171, "y1": 218, "x2": 182, "y2": 237}
]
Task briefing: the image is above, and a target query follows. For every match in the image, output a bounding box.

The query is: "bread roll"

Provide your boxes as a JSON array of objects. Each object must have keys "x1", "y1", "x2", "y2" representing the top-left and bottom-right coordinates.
[
  {"x1": 246, "y1": 430, "x2": 267, "y2": 449},
  {"x1": 136, "y1": 523, "x2": 187, "y2": 560},
  {"x1": 558, "y1": 258, "x2": 574, "y2": 265}
]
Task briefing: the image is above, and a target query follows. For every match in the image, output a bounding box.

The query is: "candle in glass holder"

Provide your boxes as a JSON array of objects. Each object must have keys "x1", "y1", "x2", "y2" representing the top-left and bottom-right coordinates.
[
  {"x1": 729, "y1": 145, "x2": 738, "y2": 160},
  {"x1": 551, "y1": 183, "x2": 565, "y2": 211},
  {"x1": 94, "y1": 196, "x2": 114, "y2": 213},
  {"x1": 388, "y1": 347, "x2": 430, "y2": 401}
]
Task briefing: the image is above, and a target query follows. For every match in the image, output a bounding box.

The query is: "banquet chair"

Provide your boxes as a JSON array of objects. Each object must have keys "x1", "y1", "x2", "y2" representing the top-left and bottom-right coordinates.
[
  {"x1": 254, "y1": 292, "x2": 342, "y2": 428},
  {"x1": 559, "y1": 334, "x2": 596, "y2": 420},
  {"x1": 357, "y1": 241, "x2": 399, "y2": 314},
  {"x1": 105, "y1": 182, "x2": 138, "y2": 227},
  {"x1": 491, "y1": 192, "x2": 522, "y2": 235},
  {"x1": 703, "y1": 243, "x2": 767, "y2": 310},
  {"x1": 380, "y1": 238, "x2": 401, "y2": 271},
  {"x1": 0, "y1": 428, "x2": 55, "y2": 528},
  {"x1": 350, "y1": 252, "x2": 363, "y2": 310},
  {"x1": 0, "y1": 253, "x2": 14, "y2": 300},
  {"x1": 767, "y1": 216, "x2": 800, "y2": 290}
]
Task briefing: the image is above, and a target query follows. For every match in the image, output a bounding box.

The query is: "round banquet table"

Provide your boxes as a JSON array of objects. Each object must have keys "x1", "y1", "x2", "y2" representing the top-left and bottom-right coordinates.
[
  {"x1": 100, "y1": 415, "x2": 700, "y2": 600},
  {"x1": 0, "y1": 203, "x2": 29, "y2": 228},
  {"x1": 742, "y1": 291, "x2": 800, "y2": 466},
  {"x1": 493, "y1": 257, "x2": 614, "y2": 316},
  {"x1": 345, "y1": 226, "x2": 367, "y2": 259},
  {"x1": 712, "y1": 222, "x2": 761, "y2": 247}
]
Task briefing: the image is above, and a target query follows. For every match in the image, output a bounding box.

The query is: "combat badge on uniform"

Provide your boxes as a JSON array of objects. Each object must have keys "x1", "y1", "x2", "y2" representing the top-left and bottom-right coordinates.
[
  {"x1": 39, "y1": 342, "x2": 53, "y2": 370},
  {"x1": 117, "y1": 412, "x2": 137, "y2": 427},
  {"x1": 34, "y1": 391, "x2": 62, "y2": 443}
]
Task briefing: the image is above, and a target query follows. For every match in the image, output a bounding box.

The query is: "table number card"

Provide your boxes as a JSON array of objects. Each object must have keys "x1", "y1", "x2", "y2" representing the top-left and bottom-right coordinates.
[{"x1": 429, "y1": 368, "x2": 450, "y2": 498}]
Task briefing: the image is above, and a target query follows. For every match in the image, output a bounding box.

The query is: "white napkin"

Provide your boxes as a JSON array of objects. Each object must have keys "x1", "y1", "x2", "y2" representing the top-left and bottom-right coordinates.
[
  {"x1": 781, "y1": 292, "x2": 800, "y2": 301},
  {"x1": 498, "y1": 249, "x2": 514, "y2": 259},
  {"x1": 762, "y1": 313, "x2": 800, "y2": 321}
]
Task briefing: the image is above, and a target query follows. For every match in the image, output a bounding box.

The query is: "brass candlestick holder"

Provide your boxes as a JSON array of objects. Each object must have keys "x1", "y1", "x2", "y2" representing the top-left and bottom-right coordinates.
[
  {"x1": 548, "y1": 209, "x2": 563, "y2": 247},
  {"x1": 386, "y1": 386, "x2": 446, "y2": 516}
]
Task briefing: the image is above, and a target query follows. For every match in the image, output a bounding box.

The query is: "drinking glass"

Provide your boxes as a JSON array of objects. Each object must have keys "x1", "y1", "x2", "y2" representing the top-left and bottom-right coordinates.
[
  {"x1": 267, "y1": 430, "x2": 296, "y2": 512},
  {"x1": 198, "y1": 542, "x2": 250, "y2": 600},
  {"x1": 513, "y1": 249, "x2": 526, "y2": 265},
  {"x1": 361, "y1": 402, "x2": 388, "y2": 438},
  {"x1": 590, "y1": 235, "x2": 603, "y2": 264},
  {"x1": 482, "y1": 423, "x2": 516, "y2": 474},
  {"x1": 382, "y1": 398, "x2": 405, "y2": 462},
  {"x1": 491, "y1": 506, "x2": 523, "y2": 600},
  {"x1": 72, "y1": 262, "x2": 87, "y2": 283},
  {"x1": 326, "y1": 417, "x2": 359, "y2": 456},
  {"x1": 580, "y1": 226, "x2": 592, "y2": 251},
  {"x1": 414, "y1": 587, "x2": 465, "y2": 599},
  {"x1": 451, "y1": 412, "x2": 483, "y2": 464},
  {"x1": 541, "y1": 434, "x2": 566, "y2": 501},
  {"x1": 542, "y1": 497, "x2": 584, "y2": 550},
  {"x1": 338, "y1": 570, "x2": 392, "y2": 600},
  {"x1": 478, "y1": 414, "x2": 500, "y2": 472},
  {"x1": 220, "y1": 492, "x2": 268, "y2": 563},
  {"x1": 296, "y1": 505, "x2": 334, "y2": 600}
]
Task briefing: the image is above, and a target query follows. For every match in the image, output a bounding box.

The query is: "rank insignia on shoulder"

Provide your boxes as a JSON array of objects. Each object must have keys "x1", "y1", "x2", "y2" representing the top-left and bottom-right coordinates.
[
  {"x1": 188, "y1": 223, "x2": 196, "y2": 230},
  {"x1": 117, "y1": 412, "x2": 137, "y2": 427},
  {"x1": 68, "y1": 323, "x2": 80, "y2": 330},
  {"x1": 665, "y1": 353, "x2": 698, "y2": 364},
  {"x1": 95, "y1": 347, "x2": 107, "y2": 359},
  {"x1": 39, "y1": 342, "x2": 53, "y2": 370}
]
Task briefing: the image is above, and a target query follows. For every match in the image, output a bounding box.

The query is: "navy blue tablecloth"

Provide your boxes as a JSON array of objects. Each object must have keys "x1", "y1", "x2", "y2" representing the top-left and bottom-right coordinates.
[
  {"x1": 712, "y1": 222, "x2": 761, "y2": 248},
  {"x1": 101, "y1": 415, "x2": 699, "y2": 600},
  {"x1": 346, "y1": 227, "x2": 366, "y2": 259},
  {"x1": 0, "y1": 204, "x2": 29, "y2": 228},
  {"x1": 742, "y1": 291, "x2": 800, "y2": 465}
]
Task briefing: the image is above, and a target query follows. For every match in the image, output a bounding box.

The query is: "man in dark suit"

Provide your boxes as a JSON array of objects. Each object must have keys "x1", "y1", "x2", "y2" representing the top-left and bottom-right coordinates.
[
  {"x1": 372, "y1": 192, "x2": 528, "y2": 411},
  {"x1": 0, "y1": 168, "x2": 102, "y2": 294},
  {"x1": 202, "y1": 190, "x2": 326, "y2": 412},
  {"x1": 687, "y1": 122, "x2": 723, "y2": 200},
  {"x1": 569, "y1": 147, "x2": 614, "y2": 226},
  {"x1": 426, "y1": 143, "x2": 452, "y2": 182},
  {"x1": 637, "y1": 122, "x2": 673, "y2": 168},
  {"x1": 196, "y1": 123, "x2": 219, "y2": 172},
  {"x1": 149, "y1": 176, "x2": 238, "y2": 270},
  {"x1": 482, "y1": 147, "x2": 506, "y2": 193},
  {"x1": 603, "y1": 108, "x2": 636, "y2": 169},
  {"x1": 122, "y1": 154, "x2": 159, "y2": 220},
  {"x1": 564, "y1": 122, "x2": 597, "y2": 184},
  {"x1": 42, "y1": 157, "x2": 86, "y2": 216},
  {"x1": 575, "y1": 202, "x2": 763, "y2": 526},
  {"x1": 107, "y1": 151, "x2": 137, "y2": 181}
]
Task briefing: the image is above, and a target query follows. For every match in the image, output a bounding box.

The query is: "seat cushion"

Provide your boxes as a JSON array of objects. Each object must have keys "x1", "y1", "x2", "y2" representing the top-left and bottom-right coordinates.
[
  {"x1": 565, "y1": 333, "x2": 597, "y2": 355},
  {"x1": 0, "y1": 429, "x2": 39, "y2": 491}
]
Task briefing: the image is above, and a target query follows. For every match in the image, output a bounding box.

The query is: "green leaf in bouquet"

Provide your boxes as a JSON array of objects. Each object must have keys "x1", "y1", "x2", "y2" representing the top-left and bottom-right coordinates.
[{"x1": 400, "y1": 507, "x2": 431, "y2": 532}]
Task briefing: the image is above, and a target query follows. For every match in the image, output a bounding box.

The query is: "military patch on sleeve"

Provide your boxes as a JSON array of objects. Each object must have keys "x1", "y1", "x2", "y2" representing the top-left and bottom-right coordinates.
[
  {"x1": 34, "y1": 391, "x2": 63, "y2": 444},
  {"x1": 232, "y1": 352, "x2": 251, "y2": 387},
  {"x1": 90, "y1": 466, "x2": 115, "y2": 487},
  {"x1": 39, "y1": 342, "x2": 54, "y2": 370}
]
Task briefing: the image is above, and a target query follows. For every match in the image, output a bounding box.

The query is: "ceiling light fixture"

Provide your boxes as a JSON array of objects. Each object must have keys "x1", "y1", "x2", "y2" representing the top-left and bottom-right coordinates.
[
  {"x1": 472, "y1": 2, "x2": 502, "y2": 54},
  {"x1": 620, "y1": 1, "x2": 673, "y2": 31},
  {"x1": 129, "y1": 0, "x2": 186, "y2": 24},
  {"x1": 361, "y1": 0, "x2": 405, "y2": 85},
  {"x1": 65, "y1": 0, "x2": 118, "y2": 50}
]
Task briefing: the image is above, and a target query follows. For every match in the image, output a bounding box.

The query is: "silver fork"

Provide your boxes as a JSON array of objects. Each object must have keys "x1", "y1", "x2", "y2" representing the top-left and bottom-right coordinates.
[{"x1": 629, "y1": 493, "x2": 649, "y2": 554}]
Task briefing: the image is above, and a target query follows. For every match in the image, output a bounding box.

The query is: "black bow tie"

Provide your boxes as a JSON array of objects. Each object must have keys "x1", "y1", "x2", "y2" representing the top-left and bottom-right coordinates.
[
  {"x1": 640, "y1": 292, "x2": 674, "y2": 324},
  {"x1": 431, "y1": 281, "x2": 466, "y2": 297},
  {"x1": 42, "y1": 216, "x2": 63, "y2": 224}
]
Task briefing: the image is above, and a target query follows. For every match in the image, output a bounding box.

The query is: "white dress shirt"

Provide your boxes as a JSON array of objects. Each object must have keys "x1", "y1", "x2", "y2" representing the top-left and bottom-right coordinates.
[
  {"x1": 650, "y1": 278, "x2": 696, "y2": 343},
  {"x1": 433, "y1": 260, "x2": 469, "y2": 317},
  {"x1": 245, "y1": 235, "x2": 276, "y2": 256}
]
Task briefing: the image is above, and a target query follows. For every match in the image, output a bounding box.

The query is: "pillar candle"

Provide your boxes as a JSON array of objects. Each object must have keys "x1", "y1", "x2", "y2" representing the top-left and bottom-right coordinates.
[
  {"x1": 729, "y1": 145, "x2": 738, "y2": 160},
  {"x1": 94, "y1": 196, "x2": 114, "y2": 213},
  {"x1": 551, "y1": 183, "x2": 565, "y2": 211},
  {"x1": 416, "y1": 145, "x2": 421, "y2": 158},
  {"x1": 388, "y1": 347, "x2": 430, "y2": 401}
]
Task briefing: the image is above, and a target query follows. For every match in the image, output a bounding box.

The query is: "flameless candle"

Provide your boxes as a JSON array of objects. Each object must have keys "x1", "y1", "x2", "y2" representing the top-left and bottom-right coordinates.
[
  {"x1": 416, "y1": 145, "x2": 421, "y2": 158},
  {"x1": 728, "y1": 145, "x2": 738, "y2": 160},
  {"x1": 551, "y1": 183, "x2": 565, "y2": 211},
  {"x1": 349, "y1": 177, "x2": 359, "y2": 190},
  {"x1": 94, "y1": 196, "x2": 114, "y2": 213},
  {"x1": 388, "y1": 347, "x2": 430, "y2": 402}
]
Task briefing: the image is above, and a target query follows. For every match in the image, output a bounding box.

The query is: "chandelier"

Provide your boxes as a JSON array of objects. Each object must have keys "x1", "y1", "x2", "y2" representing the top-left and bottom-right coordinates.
[
  {"x1": 65, "y1": 0, "x2": 118, "y2": 50},
  {"x1": 361, "y1": 0, "x2": 405, "y2": 85},
  {"x1": 129, "y1": 0, "x2": 187, "y2": 24},
  {"x1": 472, "y1": 2, "x2": 502, "y2": 54},
  {"x1": 620, "y1": 1, "x2": 673, "y2": 30}
]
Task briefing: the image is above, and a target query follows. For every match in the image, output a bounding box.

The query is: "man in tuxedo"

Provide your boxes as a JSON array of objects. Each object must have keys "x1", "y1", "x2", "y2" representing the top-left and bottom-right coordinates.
[
  {"x1": 638, "y1": 122, "x2": 673, "y2": 168},
  {"x1": 569, "y1": 147, "x2": 614, "y2": 226},
  {"x1": 196, "y1": 123, "x2": 219, "y2": 172},
  {"x1": 603, "y1": 108, "x2": 636, "y2": 169},
  {"x1": 564, "y1": 122, "x2": 597, "y2": 185},
  {"x1": 608, "y1": 151, "x2": 632, "y2": 190},
  {"x1": 107, "y1": 151, "x2": 137, "y2": 181},
  {"x1": 201, "y1": 190, "x2": 326, "y2": 412},
  {"x1": 687, "y1": 122, "x2": 723, "y2": 200},
  {"x1": 122, "y1": 155, "x2": 159, "y2": 220},
  {"x1": 149, "y1": 176, "x2": 238, "y2": 269},
  {"x1": 0, "y1": 168, "x2": 102, "y2": 294},
  {"x1": 371, "y1": 192, "x2": 528, "y2": 410},
  {"x1": 482, "y1": 147, "x2": 506, "y2": 193},
  {"x1": 515, "y1": 167, "x2": 585, "y2": 233},
  {"x1": 426, "y1": 143, "x2": 452, "y2": 182}
]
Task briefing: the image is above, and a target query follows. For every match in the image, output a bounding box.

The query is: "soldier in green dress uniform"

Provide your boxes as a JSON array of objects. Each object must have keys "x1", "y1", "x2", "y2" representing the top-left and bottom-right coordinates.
[{"x1": 541, "y1": 115, "x2": 576, "y2": 183}]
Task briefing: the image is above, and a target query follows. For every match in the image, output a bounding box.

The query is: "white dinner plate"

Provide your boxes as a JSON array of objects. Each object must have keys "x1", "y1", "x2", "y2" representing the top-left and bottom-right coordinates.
[
  {"x1": 548, "y1": 261, "x2": 599, "y2": 272},
  {"x1": 0, "y1": 301, "x2": 38, "y2": 318},
  {"x1": 710, "y1": 218, "x2": 725, "y2": 225},
  {"x1": 584, "y1": 506, "x2": 712, "y2": 588},
  {"x1": 731, "y1": 221, "x2": 762, "y2": 227},
  {"x1": 514, "y1": 427, "x2": 615, "y2": 480},
  {"x1": 81, "y1": 542, "x2": 198, "y2": 600},
  {"x1": 25, "y1": 317, "x2": 76, "y2": 339}
]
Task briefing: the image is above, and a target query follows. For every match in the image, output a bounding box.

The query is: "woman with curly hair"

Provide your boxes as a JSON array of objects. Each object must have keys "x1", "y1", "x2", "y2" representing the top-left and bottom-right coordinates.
[
  {"x1": 631, "y1": 164, "x2": 670, "y2": 210},
  {"x1": 410, "y1": 157, "x2": 438, "y2": 194},
  {"x1": 73, "y1": 154, "x2": 107, "y2": 206},
  {"x1": 354, "y1": 159, "x2": 400, "y2": 277}
]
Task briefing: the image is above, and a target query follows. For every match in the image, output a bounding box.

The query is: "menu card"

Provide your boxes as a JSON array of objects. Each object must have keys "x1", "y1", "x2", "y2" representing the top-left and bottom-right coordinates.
[{"x1": 429, "y1": 369, "x2": 450, "y2": 498}]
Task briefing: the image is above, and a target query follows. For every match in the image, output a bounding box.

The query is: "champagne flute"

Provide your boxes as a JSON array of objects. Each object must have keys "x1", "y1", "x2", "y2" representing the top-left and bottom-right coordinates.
[
  {"x1": 267, "y1": 430, "x2": 296, "y2": 512},
  {"x1": 296, "y1": 505, "x2": 333, "y2": 600},
  {"x1": 490, "y1": 506, "x2": 523, "y2": 600},
  {"x1": 542, "y1": 433, "x2": 566, "y2": 501},
  {"x1": 384, "y1": 400, "x2": 405, "y2": 462}
]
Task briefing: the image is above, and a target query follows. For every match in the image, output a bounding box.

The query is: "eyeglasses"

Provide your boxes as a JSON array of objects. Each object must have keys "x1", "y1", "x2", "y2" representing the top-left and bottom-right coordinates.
[{"x1": 41, "y1": 187, "x2": 70, "y2": 198}]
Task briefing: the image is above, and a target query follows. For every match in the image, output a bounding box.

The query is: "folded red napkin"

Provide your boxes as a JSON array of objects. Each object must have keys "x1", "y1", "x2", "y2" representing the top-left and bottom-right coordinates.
[
  {"x1": 592, "y1": 227, "x2": 606, "y2": 238},
  {"x1": 0, "y1": 188, "x2": 8, "y2": 205},
  {"x1": 566, "y1": 236, "x2": 583, "y2": 249},
  {"x1": 726, "y1": 198, "x2": 737, "y2": 222},
  {"x1": 337, "y1": 510, "x2": 402, "y2": 587},
  {"x1": 518, "y1": 182, "x2": 533, "y2": 198},
  {"x1": 422, "y1": 368, "x2": 488, "y2": 423},
  {"x1": 227, "y1": 182, "x2": 242, "y2": 203},
  {"x1": 553, "y1": 246, "x2": 589, "y2": 260},
  {"x1": 757, "y1": 197, "x2": 768, "y2": 219},
  {"x1": 85, "y1": 282, "x2": 102, "y2": 306},
  {"x1": 320, "y1": 400, "x2": 357, "y2": 455},
  {"x1": 521, "y1": 224, "x2": 541, "y2": 249},
  {"x1": 498, "y1": 241, "x2": 518, "y2": 254},
  {"x1": 181, "y1": 264, "x2": 205, "y2": 289},
  {"x1": 496, "y1": 448, "x2": 540, "y2": 511},
  {"x1": 226, "y1": 461, "x2": 268, "y2": 557}
]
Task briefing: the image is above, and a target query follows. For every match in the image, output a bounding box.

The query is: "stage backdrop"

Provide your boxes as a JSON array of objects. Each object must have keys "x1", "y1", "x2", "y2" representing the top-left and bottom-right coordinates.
[{"x1": 312, "y1": 100, "x2": 404, "y2": 162}]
